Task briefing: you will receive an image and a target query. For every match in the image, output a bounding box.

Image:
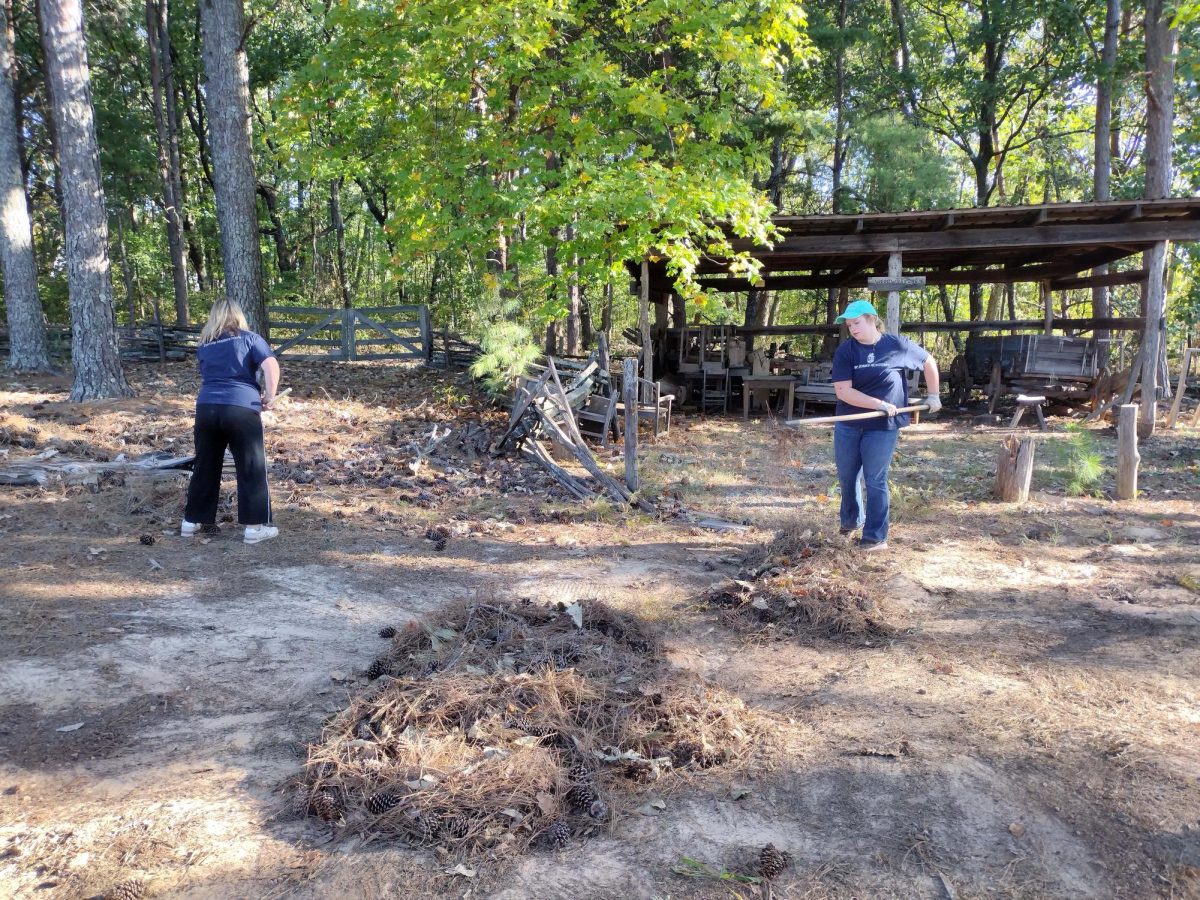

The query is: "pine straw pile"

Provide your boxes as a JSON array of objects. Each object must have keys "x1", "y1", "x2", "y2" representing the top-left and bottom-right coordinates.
[
  {"x1": 292, "y1": 597, "x2": 781, "y2": 856},
  {"x1": 701, "y1": 526, "x2": 901, "y2": 643}
]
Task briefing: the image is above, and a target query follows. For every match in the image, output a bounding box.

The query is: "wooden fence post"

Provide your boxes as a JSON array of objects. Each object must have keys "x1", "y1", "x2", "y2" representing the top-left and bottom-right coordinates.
[
  {"x1": 623, "y1": 357, "x2": 638, "y2": 492},
  {"x1": 340, "y1": 308, "x2": 355, "y2": 361},
  {"x1": 1164, "y1": 347, "x2": 1196, "y2": 429},
  {"x1": 1117, "y1": 403, "x2": 1140, "y2": 500},
  {"x1": 419, "y1": 305, "x2": 433, "y2": 362},
  {"x1": 994, "y1": 434, "x2": 1035, "y2": 503}
]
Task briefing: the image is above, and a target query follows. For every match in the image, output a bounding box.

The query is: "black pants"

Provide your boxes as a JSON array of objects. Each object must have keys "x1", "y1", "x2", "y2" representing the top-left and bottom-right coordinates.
[{"x1": 184, "y1": 403, "x2": 271, "y2": 526}]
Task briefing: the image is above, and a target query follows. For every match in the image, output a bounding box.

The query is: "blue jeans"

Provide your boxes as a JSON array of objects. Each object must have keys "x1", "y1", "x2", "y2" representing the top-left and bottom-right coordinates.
[{"x1": 833, "y1": 424, "x2": 900, "y2": 544}]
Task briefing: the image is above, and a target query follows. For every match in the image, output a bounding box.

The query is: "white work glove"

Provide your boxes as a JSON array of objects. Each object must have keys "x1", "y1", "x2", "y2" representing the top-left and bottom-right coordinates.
[
  {"x1": 878, "y1": 400, "x2": 898, "y2": 417},
  {"x1": 923, "y1": 393, "x2": 942, "y2": 415}
]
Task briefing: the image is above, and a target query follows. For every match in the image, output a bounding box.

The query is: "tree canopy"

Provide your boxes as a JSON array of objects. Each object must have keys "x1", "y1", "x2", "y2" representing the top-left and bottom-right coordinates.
[{"x1": 0, "y1": 0, "x2": 1197, "y2": 362}]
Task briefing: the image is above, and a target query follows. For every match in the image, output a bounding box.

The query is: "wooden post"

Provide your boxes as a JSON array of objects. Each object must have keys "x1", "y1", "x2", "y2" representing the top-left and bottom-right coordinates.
[
  {"x1": 639, "y1": 259, "x2": 653, "y2": 403},
  {"x1": 419, "y1": 304, "x2": 432, "y2": 362},
  {"x1": 1041, "y1": 280, "x2": 1053, "y2": 335},
  {"x1": 994, "y1": 434, "x2": 1036, "y2": 503},
  {"x1": 623, "y1": 357, "x2": 638, "y2": 492},
  {"x1": 1164, "y1": 347, "x2": 1196, "y2": 429},
  {"x1": 341, "y1": 308, "x2": 355, "y2": 361},
  {"x1": 1117, "y1": 403, "x2": 1140, "y2": 500},
  {"x1": 886, "y1": 252, "x2": 902, "y2": 335}
]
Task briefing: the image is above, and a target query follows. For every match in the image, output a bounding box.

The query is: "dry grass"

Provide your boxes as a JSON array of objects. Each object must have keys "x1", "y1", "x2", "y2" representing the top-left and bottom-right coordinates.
[
  {"x1": 703, "y1": 526, "x2": 901, "y2": 642},
  {"x1": 293, "y1": 596, "x2": 783, "y2": 856}
]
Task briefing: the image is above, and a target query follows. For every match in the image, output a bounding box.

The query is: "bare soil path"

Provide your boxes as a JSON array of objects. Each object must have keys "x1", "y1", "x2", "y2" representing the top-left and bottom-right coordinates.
[{"x1": 1, "y1": 361, "x2": 1198, "y2": 899}]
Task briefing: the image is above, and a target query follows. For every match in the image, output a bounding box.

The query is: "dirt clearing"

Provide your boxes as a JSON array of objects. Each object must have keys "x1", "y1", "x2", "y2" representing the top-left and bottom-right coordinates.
[{"x1": 1, "y1": 360, "x2": 1198, "y2": 899}]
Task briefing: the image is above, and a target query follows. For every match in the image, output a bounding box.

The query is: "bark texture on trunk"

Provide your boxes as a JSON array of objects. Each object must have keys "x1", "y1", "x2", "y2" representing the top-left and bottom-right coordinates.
[
  {"x1": 330, "y1": 177, "x2": 351, "y2": 308},
  {"x1": 146, "y1": 0, "x2": 189, "y2": 325},
  {"x1": 38, "y1": 0, "x2": 131, "y2": 399},
  {"x1": 1091, "y1": 0, "x2": 1120, "y2": 364},
  {"x1": 1140, "y1": 0, "x2": 1176, "y2": 432},
  {"x1": 199, "y1": 0, "x2": 266, "y2": 335},
  {"x1": 0, "y1": 0, "x2": 50, "y2": 371}
]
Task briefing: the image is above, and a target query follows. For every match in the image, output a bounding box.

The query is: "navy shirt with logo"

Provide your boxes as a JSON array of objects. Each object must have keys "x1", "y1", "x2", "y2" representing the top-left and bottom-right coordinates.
[
  {"x1": 831, "y1": 334, "x2": 928, "y2": 430},
  {"x1": 196, "y1": 330, "x2": 274, "y2": 412}
]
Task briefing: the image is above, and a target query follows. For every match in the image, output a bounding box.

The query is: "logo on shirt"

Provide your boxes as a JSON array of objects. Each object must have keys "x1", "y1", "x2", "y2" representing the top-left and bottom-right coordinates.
[{"x1": 867, "y1": 351, "x2": 875, "y2": 364}]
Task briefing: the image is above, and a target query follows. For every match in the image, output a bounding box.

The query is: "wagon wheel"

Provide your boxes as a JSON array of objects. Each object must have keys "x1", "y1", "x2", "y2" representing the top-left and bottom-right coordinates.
[
  {"x1": 948, "y1": 354, "x2": 970, "y2": 407},
  {"x1": 986, "y1": 360, "x2": 1003, "y2": 415}
]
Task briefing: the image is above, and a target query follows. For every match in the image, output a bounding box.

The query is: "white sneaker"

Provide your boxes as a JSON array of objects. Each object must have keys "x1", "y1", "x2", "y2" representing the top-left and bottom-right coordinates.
[
  {"x1": 181, "y1": 520, "x2": 201, "y2": 537},
  {"x1": 244, "y1": 524, "x2": 279, "y2": 545}
]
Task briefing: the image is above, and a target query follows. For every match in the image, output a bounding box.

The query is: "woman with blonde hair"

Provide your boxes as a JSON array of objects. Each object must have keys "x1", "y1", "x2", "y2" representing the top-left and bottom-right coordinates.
[{"x1": 181, "y1": 298, "x2": 281, "y2": 544}]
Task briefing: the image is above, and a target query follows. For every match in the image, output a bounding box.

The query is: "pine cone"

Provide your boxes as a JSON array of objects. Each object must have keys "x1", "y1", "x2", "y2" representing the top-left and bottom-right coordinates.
[
  {"x1": 546, "y1": 819, "x2": 570, "y2": 850},
  {"x1": 409, "y1": 813, "x2": 436, "y2": 845},
  {"x1": 432, "y1": 537, "x2": 447, "y2": 552},
  {"x1": 506, "y1": 714, "x2": 555, "y2": 737},
  {"x1": 105, "y1": 880, "x2": 145, "y2": 900},
  {"x1": 587, "y1": 798, "x2": 610, "y2": 820},
  {"x1": 671, "y1": 741, "x2": 701, "y2": 765},
  {"x1": 311, "y1": 791, "x2": 344, "y2": 823},
  {"x1": 439, "y1": 814, "x2": 470, "y2": 841},
  {"x1": 290, "y1": 784, "x2": 311, "y2": 817},
  {"x1": 139, "y1": 534, "x2": 155, "y2": 546},
  {"x1": 567, "y1": 764, "x2": 592, "y2": 783},
  {"x1": 758, "y1": 843, "x2": 792, "y2": 880},
  {"x1": 565, "y1": 783, "x2": 598, "y2": 812},
  {"x1": 378, "y1": 625, "x2": 397, "y2": 639},
  {"x1": 365, "y1": 659, "x2": 388, "y2": 681},
  {"x1": 365, "y1": 789, "x2": 402, "y2": 815}
]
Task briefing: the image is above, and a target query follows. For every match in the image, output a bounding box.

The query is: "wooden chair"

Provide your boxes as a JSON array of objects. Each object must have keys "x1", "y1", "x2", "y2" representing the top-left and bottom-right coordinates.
[
  {"x1": 576, "y1": 393, "x2": 619, "y2": 446},
  {"x1": 617, "y1": 376, "x2": 675, "y2": 437}
]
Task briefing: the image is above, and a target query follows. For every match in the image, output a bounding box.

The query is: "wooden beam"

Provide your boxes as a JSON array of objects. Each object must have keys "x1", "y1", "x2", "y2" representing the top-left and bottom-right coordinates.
[
  {"x1": 665, "y1": 316, "x2": 1145, "y2": 338},
  {"x1": 1050, "y1": 268, "x2": 1149, "y2": 290},
  {"x1": 729, "y1": 220, "x2": 1200, "y2": 257}
]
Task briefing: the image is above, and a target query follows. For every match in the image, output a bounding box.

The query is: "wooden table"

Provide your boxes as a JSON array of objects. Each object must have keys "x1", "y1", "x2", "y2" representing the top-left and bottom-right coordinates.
[{"x1": 742, "y1": 375, "x2": 795, "y2": 418}]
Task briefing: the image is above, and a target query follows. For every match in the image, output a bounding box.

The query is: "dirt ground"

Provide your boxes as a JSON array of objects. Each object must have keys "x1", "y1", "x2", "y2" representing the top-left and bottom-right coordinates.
[{"x1": 1, "y1": 359, "x2": 1198, "y2": 900}]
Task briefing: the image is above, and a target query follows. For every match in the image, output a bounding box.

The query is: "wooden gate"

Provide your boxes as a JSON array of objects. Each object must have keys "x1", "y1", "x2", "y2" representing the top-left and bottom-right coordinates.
[{"x1": 268, "y1": 305, "x2": 431, "y2": 362}]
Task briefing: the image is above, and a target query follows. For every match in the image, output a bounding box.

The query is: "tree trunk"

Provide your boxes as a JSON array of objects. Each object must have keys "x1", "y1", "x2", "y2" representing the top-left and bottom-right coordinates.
[
  {"x1": 889, "y1": 0, "x2": 917, "y2": 117},
  {"x1": 146, "y1": 0, "x2": 189, "y2": 325},
  {"x1": 601, "y1": 269, "x2": 613, "y2": 336},
  {"x1": 38, "y1": 0, "x2": 131, "y2": 399},
  {"x1": 638, "y1": 259, "x2": 652, "y2": 392},
  {"x1": 330, "y1": 177, "x2": 351, "y2": 308},
  {"x1": 1092, "y1": 0, "x2": 1120, "y2": 365},
  {"x1": 564, "y1": 222, "x2": 580, "y2": 355},
  {"x1": 0, "y1": 0, "x2": 50, "y2": 371},
  {"x1": 1140, "y1": 0, "x2": 1176, "y2": 434},
  {"x1": 545, "y1": 232, "x2": 560, "y2": 355},
  {"x1": 938, "y1": 285, "x2": 962, "y2": 352},
  {"x1": 258, "y1": 181, "x2": 295, "y2": 274},
  {"x1": 116, "y1": 207, "x2": 137, "y2": 331},
  {"x1": 198, "y1": 0, "x2": 266, "y2": 334}
]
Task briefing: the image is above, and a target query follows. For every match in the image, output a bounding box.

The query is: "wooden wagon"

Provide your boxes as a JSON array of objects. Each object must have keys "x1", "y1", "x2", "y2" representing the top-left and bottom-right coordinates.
[{"x1": 950, "y1": 335, "x2": 1101, "y2": 411}]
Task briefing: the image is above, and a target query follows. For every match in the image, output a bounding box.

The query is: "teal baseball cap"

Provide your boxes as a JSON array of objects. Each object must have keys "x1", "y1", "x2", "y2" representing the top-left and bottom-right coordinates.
[{"x1": 834, "y1": 299, "x2": 879, "y2": 324}]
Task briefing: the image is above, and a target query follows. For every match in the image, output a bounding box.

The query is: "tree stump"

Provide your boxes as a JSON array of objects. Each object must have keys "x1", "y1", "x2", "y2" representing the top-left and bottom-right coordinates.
[
  {"x1": 1117, "y1": 403, "x2": 1140, "y2": 500},
  {"x1": 994, "y1": 434, "x2": 1035, "y2": 503}
]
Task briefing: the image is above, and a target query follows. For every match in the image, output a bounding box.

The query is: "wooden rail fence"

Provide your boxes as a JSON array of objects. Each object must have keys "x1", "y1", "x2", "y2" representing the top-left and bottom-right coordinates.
[{"x1": 267, "y1": 304, "x2": 432, "y2": 362}]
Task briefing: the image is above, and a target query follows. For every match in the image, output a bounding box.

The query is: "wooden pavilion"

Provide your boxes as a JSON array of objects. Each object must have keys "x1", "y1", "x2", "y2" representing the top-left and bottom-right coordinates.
[{"x1": 629, "y1": 198, "x2": 1200, "y2": 417}]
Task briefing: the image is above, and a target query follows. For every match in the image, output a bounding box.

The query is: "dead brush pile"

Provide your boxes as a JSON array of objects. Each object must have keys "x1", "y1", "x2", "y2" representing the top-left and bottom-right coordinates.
[
  {"x1": 703, "y1": 526, "x2": 900, "y2": 643},
  {"x1": 294, "y1": 597, "x2": 779, "y2": 855}
]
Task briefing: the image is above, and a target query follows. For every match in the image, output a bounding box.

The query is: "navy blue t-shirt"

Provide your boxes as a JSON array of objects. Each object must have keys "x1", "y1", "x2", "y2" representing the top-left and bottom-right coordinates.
[
  {"x1": 196, "y1": 330, "x2": 274, "y2": 411},
  {"x1": 831, "y1": 333, "x2": 928, "y2": 430}
]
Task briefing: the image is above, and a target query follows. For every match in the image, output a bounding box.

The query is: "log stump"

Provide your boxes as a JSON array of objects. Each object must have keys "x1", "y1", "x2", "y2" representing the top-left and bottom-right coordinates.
[{"x1": 994, "y1": 434, "x2": 1036, "y2": 503}]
